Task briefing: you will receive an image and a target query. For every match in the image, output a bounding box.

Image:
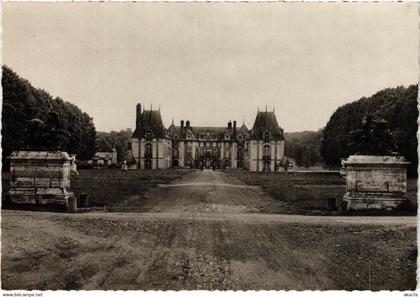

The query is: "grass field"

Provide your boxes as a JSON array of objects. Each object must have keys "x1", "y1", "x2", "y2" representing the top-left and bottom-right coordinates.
[
  {"x1": 2, "y1": 169, "x2": 192, "y2": 208},
  {"x1": 226, "y1": 170, "x2": 418, "y2": 216},
  {"x1": 2, "y1": 169, "x2": 417, "y2": 216}
]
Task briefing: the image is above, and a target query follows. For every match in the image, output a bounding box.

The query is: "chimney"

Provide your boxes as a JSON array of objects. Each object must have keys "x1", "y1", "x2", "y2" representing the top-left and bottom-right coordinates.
[
  {"x1": 181, "y1": 120, "x2": 184, "y2": 135},
  {"x1": 228, "y1": 121, "x2": 232, "y2": 129},
  {"x1": 136, "y1": 103, "x2": 142, "y2": 126},
  {"x1": 233, "y1": 121, "x2": 237, "y2": 138},
  {"x1": 186, "y1": 120, "x2": 190, "y2": 128}
]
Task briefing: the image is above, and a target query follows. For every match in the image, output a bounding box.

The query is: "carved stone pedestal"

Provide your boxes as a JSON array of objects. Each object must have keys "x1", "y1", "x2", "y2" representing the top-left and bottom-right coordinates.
[
  {"x1": 342, "y1": 155, "x2": 410, "y2": 212},
  {"x1": 7, "y1": 151, "x2": 76, "y2": 211}
]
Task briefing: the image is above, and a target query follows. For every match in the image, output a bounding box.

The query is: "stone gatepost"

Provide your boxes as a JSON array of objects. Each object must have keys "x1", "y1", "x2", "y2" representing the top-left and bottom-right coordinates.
[
  {"x1": 7, "y1": 151, "x2": 77, "y2": 212},
  {"x1": 342, "y1": 155, "x2": 410, "y2": 212}
]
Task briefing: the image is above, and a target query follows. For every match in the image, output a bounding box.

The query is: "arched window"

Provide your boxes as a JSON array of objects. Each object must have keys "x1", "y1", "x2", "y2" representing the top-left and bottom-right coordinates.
[{"x1": 264, "y1": 132, "x2": 270, "y2": 143}]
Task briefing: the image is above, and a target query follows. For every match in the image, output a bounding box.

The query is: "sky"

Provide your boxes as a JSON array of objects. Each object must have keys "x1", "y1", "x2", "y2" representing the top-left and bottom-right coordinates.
[{"x1": 3, "y1": 2, "x2": 418, "y2": 133}]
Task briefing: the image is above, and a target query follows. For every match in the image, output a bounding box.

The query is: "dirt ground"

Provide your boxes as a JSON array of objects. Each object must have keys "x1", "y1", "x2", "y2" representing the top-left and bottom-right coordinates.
[{"x1": 1, "y1": 169, "x2": 417, "y2": 290}]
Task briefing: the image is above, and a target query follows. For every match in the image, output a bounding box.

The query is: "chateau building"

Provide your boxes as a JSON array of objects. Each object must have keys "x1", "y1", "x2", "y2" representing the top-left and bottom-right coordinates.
[{"x1": 131, "y1": 104, "x2": 285, "y2": 171}]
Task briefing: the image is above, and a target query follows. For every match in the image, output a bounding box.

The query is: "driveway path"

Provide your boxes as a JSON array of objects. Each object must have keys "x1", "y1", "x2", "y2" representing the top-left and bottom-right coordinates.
[{"x1": 137, "y1": 169, "x2": 415, "y2": 225}]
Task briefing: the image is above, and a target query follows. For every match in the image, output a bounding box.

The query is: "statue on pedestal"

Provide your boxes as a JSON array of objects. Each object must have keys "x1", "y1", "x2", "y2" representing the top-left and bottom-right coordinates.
[
  {"x1": 348, "y1": 114, "x2": 398, "y2": 156},
  {"x1": 342, "y1": 115, "x2": 409, "y2": 212}
]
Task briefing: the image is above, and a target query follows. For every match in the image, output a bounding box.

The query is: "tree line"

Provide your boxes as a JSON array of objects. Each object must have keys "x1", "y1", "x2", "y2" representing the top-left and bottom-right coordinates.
[
  {"x1": 284, "y1": 130, "x2": 324, "y2": 168},
  {"x1": 2, "y1": 65, "x2": 96, "y2": 170},
  {"x1": 3, "y1": 65, "x2": 416, "y2": 174}
]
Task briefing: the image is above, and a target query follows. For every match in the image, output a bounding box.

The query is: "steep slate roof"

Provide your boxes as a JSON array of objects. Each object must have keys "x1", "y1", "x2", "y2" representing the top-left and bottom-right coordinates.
[
  {"x1": 168, "y1": 126, "x2": 238, "y2": 140},
  {"x1": 238, "y1": 123, "x2": 249, "y2": 135},
  {"x1": 132, "y1": 110, "x2": 167, "y2": 138},
  {"x1": 133, "y1": 109, "x2": 283, "y2": 141},
  {"x1": 250, "y1": 111, "x2": 284, "y2": 140}
]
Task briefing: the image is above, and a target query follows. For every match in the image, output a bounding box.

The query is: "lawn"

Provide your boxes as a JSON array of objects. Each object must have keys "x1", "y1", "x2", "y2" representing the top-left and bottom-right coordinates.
[
  {"x1": 226, "y1": 170, "x2": 418, "y2": 216},
  {"x1": 2, "y1": 169, "x2": 192, "y2": 209}
]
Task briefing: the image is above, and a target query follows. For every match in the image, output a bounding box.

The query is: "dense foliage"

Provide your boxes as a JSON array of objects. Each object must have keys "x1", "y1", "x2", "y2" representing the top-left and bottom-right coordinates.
[
  {"x1": 321, "y1": 85, "x2": 418, "y2": 175},
  {"x1": 96, "y1": 129, "x2": 133, "y2": 164},
  {"x1": 2, "y1": 65, "x2": 96, "y2": 170},
  {"x1": 284, "y1": 130, "x2": 324, "y2": 168}
]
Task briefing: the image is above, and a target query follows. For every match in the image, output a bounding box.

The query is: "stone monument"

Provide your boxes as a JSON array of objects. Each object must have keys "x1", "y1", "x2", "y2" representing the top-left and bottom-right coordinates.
[
  {"x1": 342, "y1": 115, "x2": 410, "y2": 212},
  {"x1": 7, "y1": 151, "x2": 77, "y2": 212}
]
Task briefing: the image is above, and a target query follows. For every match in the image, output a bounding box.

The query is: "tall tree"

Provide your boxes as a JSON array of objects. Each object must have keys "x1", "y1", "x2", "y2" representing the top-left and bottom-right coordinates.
[
  {"x1": 321, "y1": 85, "x2": 418, "y2": 175},
  {"x1": 2, "y1": 65, "x2": 96, "y2": 170}
]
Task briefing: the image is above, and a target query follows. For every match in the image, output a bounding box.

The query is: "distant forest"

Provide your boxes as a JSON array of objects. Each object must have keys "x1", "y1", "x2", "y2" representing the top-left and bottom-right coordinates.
[
  {"x1": 2, "y1": 66, "x2": 96, "y2": 170},
  {"x1": 321, "y1": 85, "x2": 418, "y2": 176},
  {"x1": 284, "y1": 130, "x2": 324, "y2": 168},
  {"x1": 96, "y1": 129, "x2": 133, "y2": 164}
]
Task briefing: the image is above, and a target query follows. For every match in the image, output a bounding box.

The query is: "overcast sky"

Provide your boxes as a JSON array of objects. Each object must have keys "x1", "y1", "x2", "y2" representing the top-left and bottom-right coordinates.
[{"x1": 3, "y1": 2, "x2": 418, "y2": 132}]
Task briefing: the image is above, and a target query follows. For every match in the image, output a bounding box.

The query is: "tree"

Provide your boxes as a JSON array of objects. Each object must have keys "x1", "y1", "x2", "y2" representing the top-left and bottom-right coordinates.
[
  {"x1": 2, "y1": 65, "x2": 96, "y2": 170},
  {"x1": 321, "y1": 85, "x2": 418, "y2": 176}
]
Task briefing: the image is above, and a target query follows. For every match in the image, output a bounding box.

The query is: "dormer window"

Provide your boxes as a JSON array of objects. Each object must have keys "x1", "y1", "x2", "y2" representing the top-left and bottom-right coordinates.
[
  {"x1": 146, "y1": 131, "x2": 152, "y2": 141},
  {"x1": 264, "y1": 132, "x2": 270, "y2": 143}
]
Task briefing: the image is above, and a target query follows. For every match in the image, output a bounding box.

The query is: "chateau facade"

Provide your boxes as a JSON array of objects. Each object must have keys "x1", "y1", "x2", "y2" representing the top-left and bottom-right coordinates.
[{"x1": 131, "y1": 104, "x2": 285, "y2": 171}]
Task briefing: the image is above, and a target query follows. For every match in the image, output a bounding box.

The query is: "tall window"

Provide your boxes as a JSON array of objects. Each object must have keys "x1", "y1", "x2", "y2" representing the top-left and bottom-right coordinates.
[
  {"x1": 145, "y1": 143, "x2": 152, "y2": 158},
  {"x1": 263, "y1": 144, "x2": 271, "y2": 171},
  {"x1": 144, "y1": 143, "x2": 152, "y2": 170},
  {"x1": 263, "y1": 145, "x2": 271, "y2": 159}
]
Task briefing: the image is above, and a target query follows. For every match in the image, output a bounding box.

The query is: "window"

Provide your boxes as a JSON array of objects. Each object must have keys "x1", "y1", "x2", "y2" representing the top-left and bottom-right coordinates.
[
  {"x1": 145, "y1": 143, "x2": 152, "y2": 158},
  {"x1": 264, "y1": 132, "x2": 270, "y2": 143},
  {"x1": 263, "y1": 144, "x2": 271, "y2": 159},
  {"x1": 144, "y1": 143, "x2": 152, "y2": 170},
  {"x1": 146, "y1": 131, "x2": 152, "y2": 141},
  {"x1": 263, "y1": 144, "x2": 271, "y2": 171}
]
